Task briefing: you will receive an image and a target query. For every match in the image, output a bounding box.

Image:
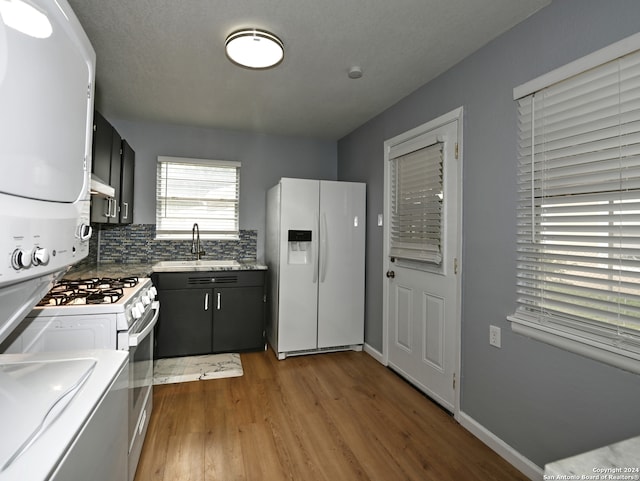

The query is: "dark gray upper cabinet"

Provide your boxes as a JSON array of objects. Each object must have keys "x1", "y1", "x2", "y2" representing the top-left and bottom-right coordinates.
[
  {"x1": 109, "y1": 128, "x2": 122, "y2": 222},
  {"x1": 92, "y1": 111, "x2": 111, "y2": 186},
  {"x1": 119, "y1": 140, "x2": 135, "y2": 224},
  {"x1": 90, "y1": 111, "x2": 113, "y2": 223},
  {"x1": 90, "y1": 111, "x2": 135, "y2": 224}
]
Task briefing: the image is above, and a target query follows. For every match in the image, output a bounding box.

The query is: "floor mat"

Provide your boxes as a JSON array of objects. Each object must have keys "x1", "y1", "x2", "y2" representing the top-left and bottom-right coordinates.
[{"x1": 153, "y1": 353, "x2": 243, "y2": 385}]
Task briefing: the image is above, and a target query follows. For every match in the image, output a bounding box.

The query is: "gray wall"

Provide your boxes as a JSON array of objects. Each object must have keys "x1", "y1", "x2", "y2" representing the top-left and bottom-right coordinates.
[
  {"x1": 110, "y1": 119, "x2": 337, "y2": 261},
  {"x1": 337, "y1": 0, "x2": 640, "y2": 469}
]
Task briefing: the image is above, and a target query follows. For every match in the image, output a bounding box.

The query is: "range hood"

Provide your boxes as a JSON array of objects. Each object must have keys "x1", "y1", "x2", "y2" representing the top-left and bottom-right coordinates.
[{"x1": 90, "y1": 174, "x2": 115, "y2": 198}]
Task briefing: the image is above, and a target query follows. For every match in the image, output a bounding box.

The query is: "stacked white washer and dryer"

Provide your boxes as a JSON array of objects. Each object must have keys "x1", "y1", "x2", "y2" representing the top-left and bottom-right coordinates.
[{"x1": 0, "y1": 2, "x2": 130, "y2": 480}]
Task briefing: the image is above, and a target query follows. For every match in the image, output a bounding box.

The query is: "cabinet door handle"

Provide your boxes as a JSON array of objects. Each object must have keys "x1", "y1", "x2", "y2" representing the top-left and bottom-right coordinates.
[
  {"x1": 217, "y1": 292, "x2": 221, "y2": 310},
  {"x1": 104, "y1": 198, "x2": 112, "y2": 218},
  {"x1": 122, "y1": 202, "x2": 129, "y2": 220},
  {"x1": 204, "y1": 293, "x2": 209, "y2": 311},
  {"x1": 111, "y1": 198, "x2": 118, "y2": 218},
  {"x1": 107, "y1": 198, "x2": 116, "y2": 218}
]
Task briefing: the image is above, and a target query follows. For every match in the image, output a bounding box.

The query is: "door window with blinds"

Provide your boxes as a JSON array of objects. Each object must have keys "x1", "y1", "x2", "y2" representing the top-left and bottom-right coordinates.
[
  {"x1": 156, "y1": 156, "x2": 240, "y2": 240},
  {"x1": 390, "y1": 141, "x2": 444, "y2": 265},
  {"x1": 509, "y1": 35, "x2": 640, "y2": 371}
]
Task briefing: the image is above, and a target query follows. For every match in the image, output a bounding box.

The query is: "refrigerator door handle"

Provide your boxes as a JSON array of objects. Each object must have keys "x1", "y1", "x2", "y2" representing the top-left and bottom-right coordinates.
[
  {"x1": 320, "y1": 212, "x2": 328, "y2": 283},
  {"x1": 312, "y1": 212, "x2": 319, "y2": 284}
]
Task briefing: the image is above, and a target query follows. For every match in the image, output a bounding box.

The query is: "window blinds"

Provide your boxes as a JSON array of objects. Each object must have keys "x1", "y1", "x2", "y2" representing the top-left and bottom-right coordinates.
[
  {"x1": 156, "y1": 158, "x2": 240, "y2": 239},
  {"x1": 390, "y1": 142, "x2": 444, "y2": 264},
  {"x1": 512, "y1": 49, "x2": 640, "y2": 355}
]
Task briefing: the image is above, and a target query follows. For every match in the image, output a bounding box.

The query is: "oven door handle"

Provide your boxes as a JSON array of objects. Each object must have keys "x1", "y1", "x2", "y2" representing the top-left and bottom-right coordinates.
[{"x1": 129, "y1": 301, "x2": 160, "y2": 347}]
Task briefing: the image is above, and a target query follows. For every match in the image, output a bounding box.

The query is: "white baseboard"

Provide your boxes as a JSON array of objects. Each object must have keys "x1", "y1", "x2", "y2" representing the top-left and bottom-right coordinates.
[
  {"x1": 457, "y1": 411, "x2": 543, "y2": 480},
  {"x1": 363, "y1": 343, "x2": 385, "y2": 364}
]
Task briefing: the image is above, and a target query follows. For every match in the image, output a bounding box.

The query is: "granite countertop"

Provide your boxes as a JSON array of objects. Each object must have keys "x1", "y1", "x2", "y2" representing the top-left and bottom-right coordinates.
[
  {"x1": 544, "y1": 435, "x2": 640, "y2": 480},
  {"x1": 64, "y1": 259, "x2": 267, "y2": 280},
  {"x1": 151, "y1": 259, "x2": 267, "y2": 273},
  {"x1": 64, "y1": 262, "x2": 155, "y2": 280}
]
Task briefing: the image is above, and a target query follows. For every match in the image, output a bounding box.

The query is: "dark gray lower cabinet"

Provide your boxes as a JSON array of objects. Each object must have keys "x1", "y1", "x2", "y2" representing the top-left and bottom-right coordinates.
[
  {"x1": 153, "y1": 270, "x2": 266, "y2": 358},
  {"x1": 212, "y1": 286, "x2": 265, "y2": 353},
  {"x1": 155, "y1": 288, "x2": 212, "y2": 358}
]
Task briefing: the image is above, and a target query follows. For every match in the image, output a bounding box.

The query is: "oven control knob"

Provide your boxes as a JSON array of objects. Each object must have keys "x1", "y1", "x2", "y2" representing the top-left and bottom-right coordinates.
[
  {"x1": 11, "y1": 248, "x2": 32, "y2": 269},
  {"x1": 32, "y1": 247, "x2": 50, "y2": 266},
  {"x1": 149, "y1": 286, "x2": 157, "y2": 298},
  {"x1": 131, "y1": 304, "x2": 143, "y2": 320},
  {"x1": 135, "y1": 301, "x2": 145, "y2": 315},
  {"x1": 141, "y1": 295, "x2": 151, "y2": 306}
]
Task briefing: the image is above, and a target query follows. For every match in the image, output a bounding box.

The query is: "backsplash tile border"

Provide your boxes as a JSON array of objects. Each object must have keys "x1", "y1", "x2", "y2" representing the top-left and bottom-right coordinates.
[{"x1": 75, "y1": 224, "x2": 257, "y2": 267}]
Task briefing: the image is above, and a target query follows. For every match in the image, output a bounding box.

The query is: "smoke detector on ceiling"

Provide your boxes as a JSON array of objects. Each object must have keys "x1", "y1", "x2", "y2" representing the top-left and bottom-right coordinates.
[{"x1": 348, "y1": 66, "x2": 363, "y2": 79}]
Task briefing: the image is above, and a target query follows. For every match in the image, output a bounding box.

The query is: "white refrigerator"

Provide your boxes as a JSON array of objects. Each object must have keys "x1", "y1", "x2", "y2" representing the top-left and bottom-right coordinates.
[{"x1": 266, "y1": 178, "x2": 366, "y2": 360}]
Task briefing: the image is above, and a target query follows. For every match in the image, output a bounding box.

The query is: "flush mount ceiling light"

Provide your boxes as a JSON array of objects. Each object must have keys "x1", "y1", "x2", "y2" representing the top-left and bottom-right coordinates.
[{"x1": 225, "y1": 29, "x2": 284, "y2": 69}]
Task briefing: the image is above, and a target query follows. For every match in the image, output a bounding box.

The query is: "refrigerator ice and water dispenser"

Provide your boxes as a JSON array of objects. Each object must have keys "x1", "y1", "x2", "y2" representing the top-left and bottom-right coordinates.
[{"x1": 287, "y1": 230, "x2": 312, "y2": 264}]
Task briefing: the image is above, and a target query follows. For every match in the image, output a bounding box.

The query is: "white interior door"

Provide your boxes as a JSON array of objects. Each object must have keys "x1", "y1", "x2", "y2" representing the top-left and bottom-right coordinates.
[{"x1": 383, "y1": 108, "x2": 462, "y2": 413}]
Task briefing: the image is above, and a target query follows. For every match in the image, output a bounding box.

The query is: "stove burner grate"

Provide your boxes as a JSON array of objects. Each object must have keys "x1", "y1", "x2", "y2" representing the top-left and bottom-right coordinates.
[{"x1": 37, "y1": 277, "x2": 139, "y2": 306}]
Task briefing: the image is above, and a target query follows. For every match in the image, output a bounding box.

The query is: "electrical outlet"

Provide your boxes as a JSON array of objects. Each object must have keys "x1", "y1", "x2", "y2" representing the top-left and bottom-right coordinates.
[{"x1": 489, "y1": 325, "x2": 501, "y2": 348}]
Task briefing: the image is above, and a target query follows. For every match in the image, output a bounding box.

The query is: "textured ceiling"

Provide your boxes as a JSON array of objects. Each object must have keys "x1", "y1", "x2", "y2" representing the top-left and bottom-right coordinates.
[{"x1": 67, "y1": 0, "x2": 550, "y2": 140}]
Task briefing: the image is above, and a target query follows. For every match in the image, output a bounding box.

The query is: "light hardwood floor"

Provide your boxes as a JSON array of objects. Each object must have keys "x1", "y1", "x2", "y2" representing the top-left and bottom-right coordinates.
[{"x1": 135, "y1": 349, "x2": 527, "y2": 481}]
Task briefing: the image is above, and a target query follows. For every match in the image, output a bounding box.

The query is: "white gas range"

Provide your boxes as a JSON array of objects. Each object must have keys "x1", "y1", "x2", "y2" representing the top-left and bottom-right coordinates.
[
  {"x1": 1, "y1": 276, "x2": 159, "y2": 481},
  {"x1": 6, "y1": 277, "x2": 158, "y2": 352}
]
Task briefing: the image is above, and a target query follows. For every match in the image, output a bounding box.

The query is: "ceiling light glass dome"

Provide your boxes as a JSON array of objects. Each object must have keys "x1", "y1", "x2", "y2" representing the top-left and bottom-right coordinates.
[{"x1": 225, "y1": 29, "x2": 284, "y2": 69}]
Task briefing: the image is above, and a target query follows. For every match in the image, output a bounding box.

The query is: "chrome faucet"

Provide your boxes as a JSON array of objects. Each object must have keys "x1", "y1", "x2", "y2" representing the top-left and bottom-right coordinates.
[{"x1": 191, "y1": 223, "x2": 205, "y2": 260}]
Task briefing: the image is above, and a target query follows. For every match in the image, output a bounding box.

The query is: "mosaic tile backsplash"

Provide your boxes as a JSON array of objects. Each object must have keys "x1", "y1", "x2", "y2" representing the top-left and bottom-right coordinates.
[{"x1": 75, "y1": 224, "x2": 257, "y2": 267}]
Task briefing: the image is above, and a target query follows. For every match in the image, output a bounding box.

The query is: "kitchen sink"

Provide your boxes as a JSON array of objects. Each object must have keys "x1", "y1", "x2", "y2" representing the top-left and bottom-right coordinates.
[{"x1": 152, "y1": 260, "x2": 241, "y2": 272}]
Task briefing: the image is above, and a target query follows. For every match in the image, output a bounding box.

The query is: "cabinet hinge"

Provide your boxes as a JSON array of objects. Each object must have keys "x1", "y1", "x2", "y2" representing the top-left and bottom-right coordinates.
[
  {"x1": 454, "y1": 142, "x2": 459, "y2": 160},
  {"x1": 453, "y1": 373, "x2": 456, "y2": 390},
  {"x1": 454, "y1": 257, "x2": 459, "y2": 274},
  {"x1": 87, "y1": 82, "x2": 92, "y2": 99},
  {"x1": 263, "y1": 294, "x2": 267, "y2": 303}
]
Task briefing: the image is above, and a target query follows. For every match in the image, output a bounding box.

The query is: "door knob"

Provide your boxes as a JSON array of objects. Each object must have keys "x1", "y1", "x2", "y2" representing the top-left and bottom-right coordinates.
[{"x1": 386, "y1": 270, "x2": 395, "y2": 279}]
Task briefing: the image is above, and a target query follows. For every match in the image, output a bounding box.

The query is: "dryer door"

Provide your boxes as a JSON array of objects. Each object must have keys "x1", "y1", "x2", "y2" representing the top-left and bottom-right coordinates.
[{"x1": 0, "y1": 0, "x2": 95, "y2": 203}]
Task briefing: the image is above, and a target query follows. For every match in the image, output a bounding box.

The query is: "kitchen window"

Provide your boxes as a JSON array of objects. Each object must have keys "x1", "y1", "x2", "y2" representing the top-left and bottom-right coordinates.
[
  {"x1": 156, "y1": 156, "x2": 240, "y2": 240},
  {"x1": 509, "y1": 33, "x2": 640, "y2": 373}
]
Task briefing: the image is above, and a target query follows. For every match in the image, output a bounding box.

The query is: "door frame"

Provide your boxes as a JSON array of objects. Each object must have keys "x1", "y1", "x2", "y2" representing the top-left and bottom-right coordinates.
[{"x1": 382, "y1": 106, "x2": 463, "y2": 418}]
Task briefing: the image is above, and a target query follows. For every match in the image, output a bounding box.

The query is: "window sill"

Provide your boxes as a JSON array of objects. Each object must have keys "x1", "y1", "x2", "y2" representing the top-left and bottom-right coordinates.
[{"x1": 507, "y1": 316, "x2": 640, "y2": 375}]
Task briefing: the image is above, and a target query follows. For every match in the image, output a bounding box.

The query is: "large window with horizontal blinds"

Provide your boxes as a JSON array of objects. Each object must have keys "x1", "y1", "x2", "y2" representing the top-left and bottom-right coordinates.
[
  {"x1": 156, "y1": 156, "x2": 240, "y2": 240},
  {"x1": 390, "y1": 142, "x2": 444, "y2": 264},
  {"x1": 509, "y1": 37, "x2": 640, "y2": 371}
]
